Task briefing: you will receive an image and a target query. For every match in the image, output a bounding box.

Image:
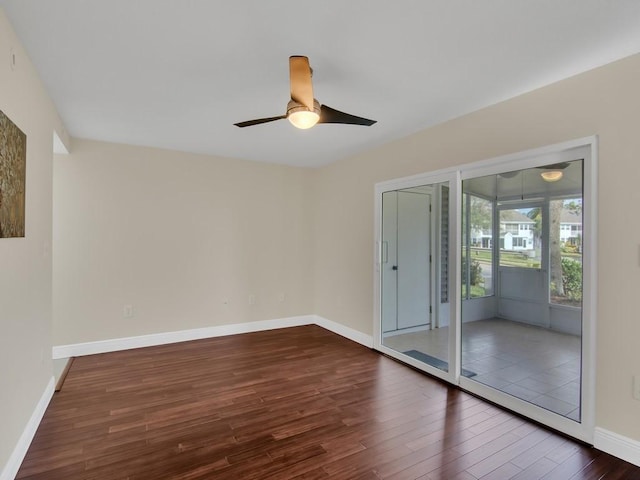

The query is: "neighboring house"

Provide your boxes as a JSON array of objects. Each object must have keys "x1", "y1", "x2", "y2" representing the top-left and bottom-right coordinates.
[
  {"x1": 499, "y1": 210, "x2": 535, "y2": 251},
  {"x1": 560, "y1": 209, "x2": 582, "y2": 246},
  {"x1": 470, "y1": 208, "x2": 582, "y2": 252},
  {"x1": 470, "y1": 209, "x2": 535, "y2": 251}
]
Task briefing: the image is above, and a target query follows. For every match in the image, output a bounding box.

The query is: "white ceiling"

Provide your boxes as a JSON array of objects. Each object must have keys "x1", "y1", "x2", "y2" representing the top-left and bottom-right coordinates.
[{"x1": 2, "y1": 1, "x2": 640, "y2": 167}]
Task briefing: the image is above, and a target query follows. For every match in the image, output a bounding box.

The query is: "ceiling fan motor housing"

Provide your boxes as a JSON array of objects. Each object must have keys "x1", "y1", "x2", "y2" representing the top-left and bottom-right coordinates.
[{"x1": 286, "y1": 98, "x2": 321, "y2": 117}]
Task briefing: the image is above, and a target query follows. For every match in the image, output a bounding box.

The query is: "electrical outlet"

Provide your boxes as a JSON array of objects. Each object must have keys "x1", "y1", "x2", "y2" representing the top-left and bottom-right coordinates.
[
  {"x1": 278, "y1": 293, "x2": 286, "y2": 303},
  {"x1": 123, "y1": 304, "x2": 134, "y2": 318},
  {"x1": 633, "y1": 375, "x2": 640, "y2": 401},
  {"x1": 249, "y1": 295, "x2": 256, "y2": 306}
]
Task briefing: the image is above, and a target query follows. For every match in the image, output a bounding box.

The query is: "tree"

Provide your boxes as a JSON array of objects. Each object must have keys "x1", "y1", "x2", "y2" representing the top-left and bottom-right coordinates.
[
  {"x1": 549, "y1": 200, "x2": 564, "y2": 296},
  {"x1": 468, "y1": 195, "x2": 492, "y2": 231},
  {"x1": 566, "y1": 200, "x2": 582, "y2": 215}
]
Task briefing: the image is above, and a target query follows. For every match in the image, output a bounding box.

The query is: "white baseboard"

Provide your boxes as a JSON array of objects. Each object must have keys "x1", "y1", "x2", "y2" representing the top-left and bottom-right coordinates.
[
  {"x1": 53, "y1": 315, "x2": 316, "y2": 359},
  {"x1": 594, "y1": 427, "x2": 640, "y2": 467},
  {"x1": 1, "y1": 377, "x2": 55, "y2": 480},
  {"x1": 382, "y1": 324, "x2": 430, "y2": 337},
  {"x1": 52, "y1": 315, "x2": 374, "y2": 359},
  {"x1": 314, "y1": 315, "x2": 373, "y2": 348}
]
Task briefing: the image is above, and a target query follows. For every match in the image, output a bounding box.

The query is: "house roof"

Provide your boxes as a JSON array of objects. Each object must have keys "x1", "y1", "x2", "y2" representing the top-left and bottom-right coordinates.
[
  {"x1": 500, "y1": 210, "x2": 534, "y2": 224},
  {"x1": 560, "y1": 209, "x2": 582, "y2": 224},
  {"x1": 2, "y1": 1, "x2": 640, "y2": 167}
]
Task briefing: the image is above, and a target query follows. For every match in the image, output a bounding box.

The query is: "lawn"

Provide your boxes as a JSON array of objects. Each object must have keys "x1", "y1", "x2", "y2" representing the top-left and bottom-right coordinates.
[{"x1": 469, "y1": 247, "x2": 581, "y2": 268}]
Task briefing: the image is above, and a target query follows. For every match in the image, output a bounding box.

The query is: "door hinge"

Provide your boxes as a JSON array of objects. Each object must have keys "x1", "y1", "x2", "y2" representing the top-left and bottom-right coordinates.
[{"x1": 429, "y1": 306, "x2": 432, "y2": 314}]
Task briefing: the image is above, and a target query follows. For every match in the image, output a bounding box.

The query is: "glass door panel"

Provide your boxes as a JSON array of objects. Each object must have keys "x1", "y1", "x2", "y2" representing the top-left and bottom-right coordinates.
[
  {"x1": 381, "y1": 182, "x2": 450, "y2": 373},
  {"x1": 461, "y1": 160, "x2": 584, "y2": 422}
]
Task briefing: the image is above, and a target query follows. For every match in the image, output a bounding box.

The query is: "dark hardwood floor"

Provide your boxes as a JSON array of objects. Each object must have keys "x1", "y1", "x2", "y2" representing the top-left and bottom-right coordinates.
[{"x1": 17, "y1": 325, "x2": 640, "y2": 479}]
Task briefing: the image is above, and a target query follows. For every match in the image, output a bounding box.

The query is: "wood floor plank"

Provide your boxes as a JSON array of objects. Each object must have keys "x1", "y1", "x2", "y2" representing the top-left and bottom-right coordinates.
[{"x1": 15, "y1": 325, "x2": 640, "y2": 479}]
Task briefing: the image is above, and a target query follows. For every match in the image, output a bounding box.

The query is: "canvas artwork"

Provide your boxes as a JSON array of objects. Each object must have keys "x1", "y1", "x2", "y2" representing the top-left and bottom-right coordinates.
[{"x1": 0, "y1": 109, "x2": 26, "y2": 238}]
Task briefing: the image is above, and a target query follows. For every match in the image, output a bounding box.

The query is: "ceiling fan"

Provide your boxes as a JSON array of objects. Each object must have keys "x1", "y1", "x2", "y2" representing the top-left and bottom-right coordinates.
[
  {"x1": 234, "y1": 56, "x2": 376, "y2": 130},
  {"x1": 536, "y1": 162, "x2": 570, "y2": 170}
]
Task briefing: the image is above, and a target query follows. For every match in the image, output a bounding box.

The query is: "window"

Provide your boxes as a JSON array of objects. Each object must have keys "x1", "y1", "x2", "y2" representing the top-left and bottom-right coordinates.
[
  {"x1": 504, "y1": 223, "x2": 519, "y2": 234},
  {"x1": 550, "y1": 197, "x2": 583, "y2": 307},
  {"x1": 499, "y1": 206, "x2": 541, "y2": 269},
  {"x1": 462, "y1": 193, "x2": 493, "y2": 298},
  {"x1": 513, "y1": 237, "x2": 527, "y2": 248}
]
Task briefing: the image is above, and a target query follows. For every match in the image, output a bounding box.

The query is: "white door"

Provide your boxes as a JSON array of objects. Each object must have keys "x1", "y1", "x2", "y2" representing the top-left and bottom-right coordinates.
[
  {"x1": 381, "y1": 191, "x2": 431, "y2": 332},
  {"x1": 397, "y1": 192, "x2": 431, "y2": 329}
]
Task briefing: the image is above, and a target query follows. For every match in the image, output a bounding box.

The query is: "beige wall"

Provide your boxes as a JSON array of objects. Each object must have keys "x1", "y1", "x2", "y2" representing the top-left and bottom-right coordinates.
[
  {"x1": 0, "y1": 9, "x2": 68, "y2": 473},
  {"x1": 313, "y1": 53, "x2": 640, "y2": 441},
  {"x1": 53, "y1": 139, "x2": 315, "y2": 345}
]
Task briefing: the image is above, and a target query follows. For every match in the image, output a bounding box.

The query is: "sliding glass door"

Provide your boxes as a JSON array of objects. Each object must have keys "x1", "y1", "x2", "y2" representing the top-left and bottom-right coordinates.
[{"x1": 375, "y1": 139, "x2": 595, "y2": 443}]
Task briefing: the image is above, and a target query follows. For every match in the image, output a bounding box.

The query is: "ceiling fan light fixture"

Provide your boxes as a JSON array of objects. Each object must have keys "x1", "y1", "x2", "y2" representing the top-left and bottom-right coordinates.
[
  {"x1": 541, "y1": 170, "x2": 563, "y2": 182},
  {"x1": 235, "y1": 56, "x2": 376, "y2": 129},
  {"x1": 287, "y1": 99, "x2": 321, "y2": 129}
]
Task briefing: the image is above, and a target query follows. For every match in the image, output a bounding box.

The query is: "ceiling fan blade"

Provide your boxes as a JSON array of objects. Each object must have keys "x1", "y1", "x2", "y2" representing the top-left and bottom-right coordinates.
[
  {"x1": 234, "y1": 115, "x2": 286, "y2": 128},
  {"x1": 289, "y1": 56, "x2": 314, "y2": 110},
  {"x1": 319, "y1": 105, "x2": 376, "y2": 126},
  {"x1": 535, "y1": 162, "x2": 570, "y2": 170}
]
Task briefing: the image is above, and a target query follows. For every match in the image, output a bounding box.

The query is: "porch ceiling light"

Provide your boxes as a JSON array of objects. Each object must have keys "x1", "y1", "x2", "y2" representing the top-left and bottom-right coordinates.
[{"x1": 541, "y1": 170, "x2": 563, "y2": 182}]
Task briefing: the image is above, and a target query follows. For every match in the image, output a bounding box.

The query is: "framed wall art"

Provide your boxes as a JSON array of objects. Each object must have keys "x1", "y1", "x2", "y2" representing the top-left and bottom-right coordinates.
[{"x1": 0, "y1": 109, "x2": 26, "y2": 238}]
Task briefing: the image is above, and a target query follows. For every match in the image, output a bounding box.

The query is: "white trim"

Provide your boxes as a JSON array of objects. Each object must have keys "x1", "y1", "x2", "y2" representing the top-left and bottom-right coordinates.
[
  {"x1": 595, "y1": 428, "x2": 640, "y2": 467},
  {"x1": 382, "y1": 324, "x2": 430, "y2": 337},
  {"x1": 1, "y1": 377, "x2": 55, "y2": 480},
  {"x1": 52, "y1": 315, "x2": 315, "y2": 359},
  {"x1": 314, "y1": 315, "x2": 373, "y2": 348},
  {"x1": 52, "y1": 315, "x2": 374, "y2": 360},
  {"x1": 52, "y1": 130, "x2": 69, "y2": 154},
  {"x1": 581, "y1": 137, "x2": 598, "y2": 442},
  {"x1": 373, "y1": 184, "x2": 383, "y2": 352}
]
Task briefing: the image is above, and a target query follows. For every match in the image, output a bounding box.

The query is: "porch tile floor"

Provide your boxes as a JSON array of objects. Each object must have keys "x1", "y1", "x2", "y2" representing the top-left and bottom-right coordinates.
[{"x1": 383, "y1": 318, "x2": 582, "y2": 421}]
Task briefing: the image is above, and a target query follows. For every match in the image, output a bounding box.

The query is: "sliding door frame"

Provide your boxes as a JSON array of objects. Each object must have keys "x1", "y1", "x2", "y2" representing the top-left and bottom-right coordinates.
[{"x1": 373, "y1": 136, "x2": 597, "y2": 443}]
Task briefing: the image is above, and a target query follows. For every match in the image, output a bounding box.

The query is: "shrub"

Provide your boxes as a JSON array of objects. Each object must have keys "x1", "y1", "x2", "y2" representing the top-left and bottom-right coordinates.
[
  {"x1": 462, "y1": 256, "x2": 483, "y2": 286},
  {"x1": 561, "y1": 258, "x2": 582, "y2": 302}
]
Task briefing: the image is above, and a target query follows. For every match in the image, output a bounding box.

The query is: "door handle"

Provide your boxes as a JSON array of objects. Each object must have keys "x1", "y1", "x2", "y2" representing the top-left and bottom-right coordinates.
[{"x1": 392, "y1": 265, "x2": 398, "y2": 271}]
